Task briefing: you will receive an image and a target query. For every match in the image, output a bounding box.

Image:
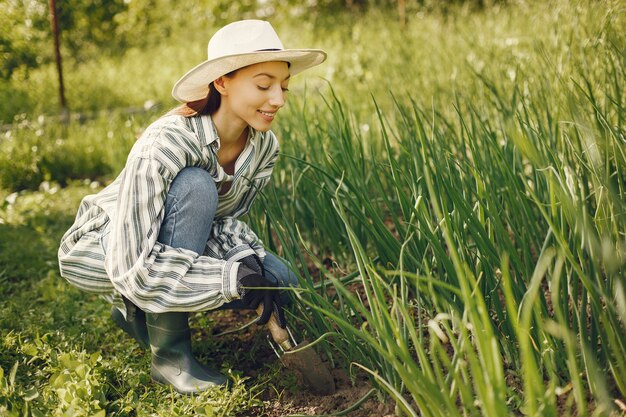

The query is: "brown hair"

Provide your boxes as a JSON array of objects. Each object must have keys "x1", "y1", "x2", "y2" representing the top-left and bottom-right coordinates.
[{"x1": 167, "y1": 70, "x2": 236, "y2": 118}]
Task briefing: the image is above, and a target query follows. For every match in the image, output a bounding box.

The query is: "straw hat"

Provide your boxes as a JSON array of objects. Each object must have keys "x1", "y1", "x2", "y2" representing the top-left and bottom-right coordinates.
[{"x1": 171, "y1": 20, "x2": 327, "y2": 103}]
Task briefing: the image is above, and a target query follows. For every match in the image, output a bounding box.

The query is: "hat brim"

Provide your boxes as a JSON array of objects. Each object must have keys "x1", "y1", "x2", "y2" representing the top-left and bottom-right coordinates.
[{"x1": 171, "y1": 49, "x2": 327, "y2": 103}]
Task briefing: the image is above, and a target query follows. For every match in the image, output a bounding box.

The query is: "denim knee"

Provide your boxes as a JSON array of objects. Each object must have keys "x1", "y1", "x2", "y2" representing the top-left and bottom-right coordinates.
[
  {"x1": 263, "y1": 252, "x2": 299, "y2": 306},
  {"x1": 166, "y1": 167, "x2": 218, "y2": 217},
  {"x1": 158, "y1": 167, "x2": 218, "y2": 254}
]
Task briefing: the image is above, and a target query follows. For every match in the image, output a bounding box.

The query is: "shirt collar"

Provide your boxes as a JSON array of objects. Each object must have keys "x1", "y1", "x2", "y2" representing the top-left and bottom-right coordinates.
[{"x1": 191, "y1": 114, "x2": 259, "y2": 150}]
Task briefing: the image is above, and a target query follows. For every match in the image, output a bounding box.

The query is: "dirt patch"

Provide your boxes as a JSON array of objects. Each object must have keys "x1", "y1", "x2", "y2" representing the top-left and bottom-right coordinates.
[
  {"x1": 202, "y1": 308, "x2": 395, "y2": 417},
  {"x1": 260, "y1": 369, "x2": 395, "y2": 417}
]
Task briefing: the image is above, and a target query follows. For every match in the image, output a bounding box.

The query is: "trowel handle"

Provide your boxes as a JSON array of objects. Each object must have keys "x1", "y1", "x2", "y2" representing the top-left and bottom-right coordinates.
[{"x1": 256, "y1": 305, "x2": 295, "y2": 350}]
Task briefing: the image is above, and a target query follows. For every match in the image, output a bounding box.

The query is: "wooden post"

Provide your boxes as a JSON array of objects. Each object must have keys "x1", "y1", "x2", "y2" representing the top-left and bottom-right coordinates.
[
  {"x1": 49, "y1": 0, "x2": 68, "y2": 119},
  {"x1": 398, "y1": 0, "x2": 406, "y2": 28}
]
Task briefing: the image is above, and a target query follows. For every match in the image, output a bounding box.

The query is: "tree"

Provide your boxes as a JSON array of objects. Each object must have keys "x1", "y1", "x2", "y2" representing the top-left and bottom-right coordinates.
[{"x1": 0, "y1": 0, "x2": 50, "y2": 80}]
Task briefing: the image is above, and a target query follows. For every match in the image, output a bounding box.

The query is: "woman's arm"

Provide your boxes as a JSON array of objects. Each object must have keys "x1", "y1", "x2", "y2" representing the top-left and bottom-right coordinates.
[{"x1": 104, "y1": 126, "x2": 242, "y2": 313}]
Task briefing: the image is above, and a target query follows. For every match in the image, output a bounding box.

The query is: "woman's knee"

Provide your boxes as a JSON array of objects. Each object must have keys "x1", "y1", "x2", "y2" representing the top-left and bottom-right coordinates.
[
  {"x1": 168, "y1": 167, "x2": 218, "y2": 215},
  {"x1": 158, "y1": 167, "x2": 218, "y2": 253}
]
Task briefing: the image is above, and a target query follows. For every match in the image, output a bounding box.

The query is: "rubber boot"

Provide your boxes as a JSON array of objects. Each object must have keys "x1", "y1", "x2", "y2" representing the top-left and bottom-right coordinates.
[
  {"x1": 146, "y1": 312, "x2": 227, "y2": 394},
  {"x1": 111, "y1": 306, "x2": 150, "y2": 348}
]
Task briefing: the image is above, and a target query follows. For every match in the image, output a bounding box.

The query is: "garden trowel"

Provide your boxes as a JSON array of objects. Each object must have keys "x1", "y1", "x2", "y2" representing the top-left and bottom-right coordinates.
[{"x1": 257, "y1": 305, "x2": 336, "y2": 395}]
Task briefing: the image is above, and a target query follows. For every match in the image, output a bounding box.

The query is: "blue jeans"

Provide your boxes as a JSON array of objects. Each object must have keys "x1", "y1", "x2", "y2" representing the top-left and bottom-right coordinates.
[{"x1": 156, "y1": 167, "x2": 297, "y2": 310}]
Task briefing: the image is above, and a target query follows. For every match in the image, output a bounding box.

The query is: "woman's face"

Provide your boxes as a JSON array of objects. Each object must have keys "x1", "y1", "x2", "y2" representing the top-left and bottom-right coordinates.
[{"x1": 217, "y1": 61, "x2": 290, "y2": 132}]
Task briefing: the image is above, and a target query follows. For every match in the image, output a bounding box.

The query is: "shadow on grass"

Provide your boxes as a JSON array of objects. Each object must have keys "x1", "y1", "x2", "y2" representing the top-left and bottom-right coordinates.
[{"x1": 0, "y1": 202, "x2": 115, "y2": 347}]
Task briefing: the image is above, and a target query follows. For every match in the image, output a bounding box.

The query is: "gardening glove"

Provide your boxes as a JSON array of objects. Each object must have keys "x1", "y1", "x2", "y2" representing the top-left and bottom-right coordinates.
[
  {"x1": 236, "y1": 264, "x2": 286, "y2": 328},
  {"x1": 238, "y1": 254, "x2": 264, "y2": 276}
]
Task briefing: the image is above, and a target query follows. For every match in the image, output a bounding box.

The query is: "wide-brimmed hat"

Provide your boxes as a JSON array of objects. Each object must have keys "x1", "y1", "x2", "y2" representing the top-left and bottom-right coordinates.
[{"x1": 171, "y1": 20, "x2": 326, "y2": 103}]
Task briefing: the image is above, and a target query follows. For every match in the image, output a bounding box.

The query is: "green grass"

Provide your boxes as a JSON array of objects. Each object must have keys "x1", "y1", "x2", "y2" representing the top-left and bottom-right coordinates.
[
  {"x1": 246, "y1": 1, "x2": 626, "y2": 413},
  {"x1": 0, "y1": 110, "x2": 155, "y2": 190},
  {"x1": 0, "y1": 185, "x2": 298, "y2": 416},
  {"x1": 1, "y1": 0, "x2": 625, "y2": 415}
]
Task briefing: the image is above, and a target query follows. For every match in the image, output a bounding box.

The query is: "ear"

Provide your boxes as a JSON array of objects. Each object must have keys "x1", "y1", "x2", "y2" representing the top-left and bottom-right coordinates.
[{"x1": 213, "y1": 76, "x2": 228, "y2": 96}]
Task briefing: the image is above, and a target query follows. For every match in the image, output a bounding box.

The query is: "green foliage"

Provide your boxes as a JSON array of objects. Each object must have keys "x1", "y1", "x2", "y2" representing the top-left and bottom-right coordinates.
[
  {"x1": 1, "y1": 330, "x2": 265, "y2": 416},
  {"x1": 0, "y1": 111, "x2": 151, "y2": 190},
  {"x1": 0, "y1": 362, "x2": 38, "y2": 417},
  {"x1": 56, "y1": 0, "x2": 126, "y2": 58},
  {"x1": 1, "y1": 0, "x2": 625, "y2": 415},
  {"x1": 1, "y1": 0, "x2": 131, "y2": 80},
  {"x1": 1, "y1": 0, "x2": 526, "y2": 121},
  {"x1": 245, "y1": 1, "x2": 624, "y2": 414},
  {"x1": 0, "y1": 0, "x2": 50, "y2": 80}
]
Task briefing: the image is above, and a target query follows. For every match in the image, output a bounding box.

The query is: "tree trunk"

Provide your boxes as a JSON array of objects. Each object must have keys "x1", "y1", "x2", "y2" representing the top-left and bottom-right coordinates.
[
  {"x1": 398, "y1": 0, "x2": 406, "y2": 27},
  {"x1": 49, "y1": 0, "x2": 68, "y2": 120}
]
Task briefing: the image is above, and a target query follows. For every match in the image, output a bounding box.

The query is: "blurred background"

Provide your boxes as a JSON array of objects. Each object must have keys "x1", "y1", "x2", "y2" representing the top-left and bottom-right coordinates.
[{"x1": 1, "y1": 0, "x2": 555, "y2": 122}]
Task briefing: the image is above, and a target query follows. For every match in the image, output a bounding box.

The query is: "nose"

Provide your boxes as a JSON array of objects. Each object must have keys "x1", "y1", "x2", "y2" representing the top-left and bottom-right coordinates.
[{"x1": 269, "y1": 86, "x2": 286, "y2": 108}]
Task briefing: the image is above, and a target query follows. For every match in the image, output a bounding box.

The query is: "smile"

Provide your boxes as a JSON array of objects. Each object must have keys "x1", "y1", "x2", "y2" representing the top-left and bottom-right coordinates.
[{"x1": 258, "y1": 110, "x2": 276, "y2": 118}]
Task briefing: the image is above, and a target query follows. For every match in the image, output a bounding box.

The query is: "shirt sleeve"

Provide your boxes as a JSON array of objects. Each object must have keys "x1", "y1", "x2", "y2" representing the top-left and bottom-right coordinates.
[
  {"x1": 103, "y1": 127, "x2": 241, "y2": 313},
  {"x1": 205, "y1": 217, "x2": 266, "y2": 261}
]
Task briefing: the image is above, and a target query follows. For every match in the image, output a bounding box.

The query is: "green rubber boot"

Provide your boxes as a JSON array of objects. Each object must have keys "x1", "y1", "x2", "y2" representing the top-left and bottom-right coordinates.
[
  {"x1": 146, "y1": 312, "x2": 227, "y2": 394},
  {"x1": 111, "y1": 306, "x2": 150, "y2": 348}
]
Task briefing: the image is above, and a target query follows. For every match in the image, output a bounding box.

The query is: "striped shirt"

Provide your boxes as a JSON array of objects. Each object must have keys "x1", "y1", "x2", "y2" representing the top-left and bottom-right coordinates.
[{"x1": 58, "y1": 114, "x2": 279, "y2": 313}]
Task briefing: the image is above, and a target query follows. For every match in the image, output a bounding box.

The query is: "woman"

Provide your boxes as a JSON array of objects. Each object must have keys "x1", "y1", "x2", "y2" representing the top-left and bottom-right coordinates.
[{"x1": 58, "y1": 20, "x2": 326, "y2": 394}]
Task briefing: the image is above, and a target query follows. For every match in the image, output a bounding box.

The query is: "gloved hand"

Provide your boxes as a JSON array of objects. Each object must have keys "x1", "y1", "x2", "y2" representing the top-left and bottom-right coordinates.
[
  {"x1": 239, "y1": 254, "x2": 264, "y2": 276},
  {"x1": 236, "y1": 264, "x2": 286, "y2": 328}
]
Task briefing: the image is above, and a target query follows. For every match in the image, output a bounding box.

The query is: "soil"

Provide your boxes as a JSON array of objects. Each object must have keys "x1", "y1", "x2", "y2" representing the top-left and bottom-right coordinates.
[
  {"x1": 259, "y1": 369, "x2": 394, "y2": 417},
  {"x1": 203, "y1": 307, "x2": 396, "y2": 417}
]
